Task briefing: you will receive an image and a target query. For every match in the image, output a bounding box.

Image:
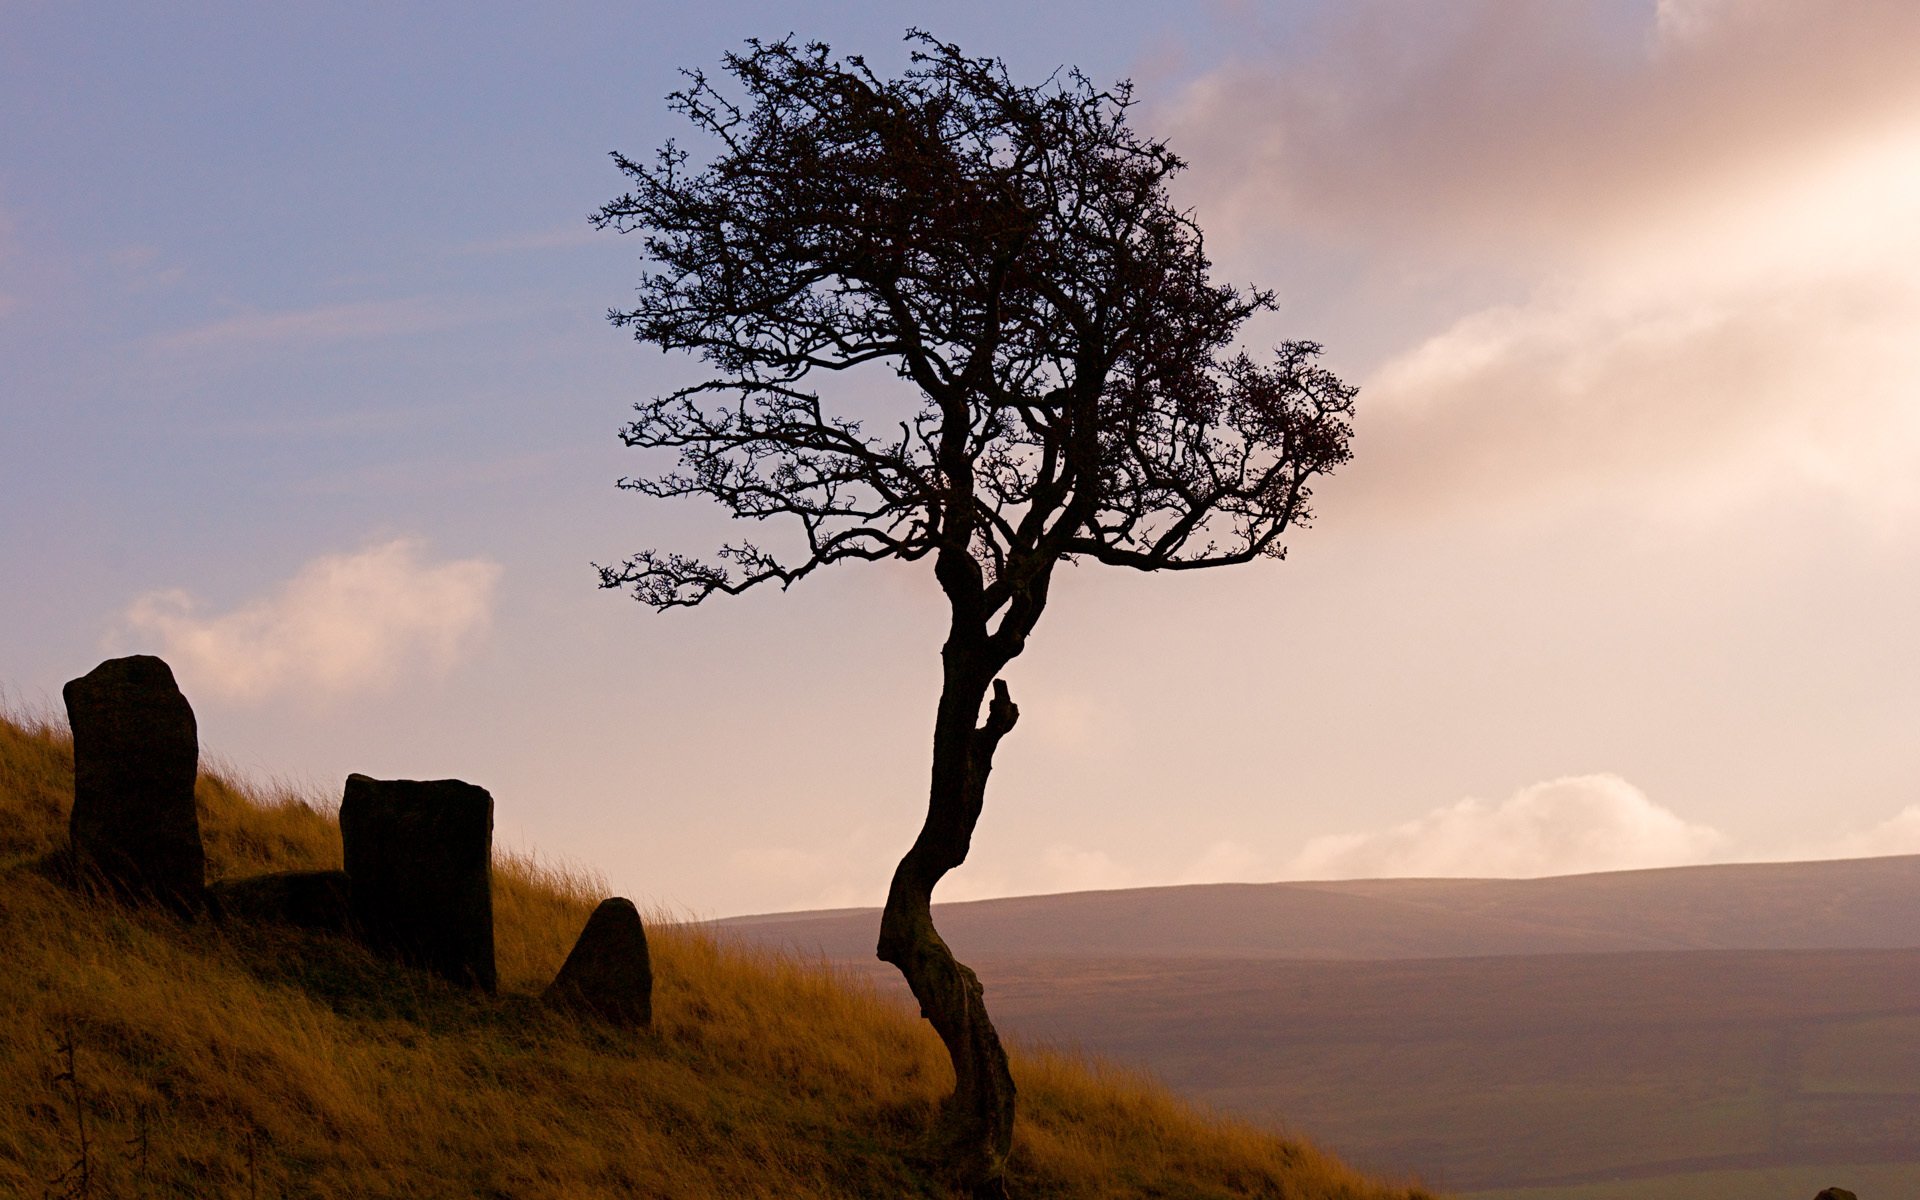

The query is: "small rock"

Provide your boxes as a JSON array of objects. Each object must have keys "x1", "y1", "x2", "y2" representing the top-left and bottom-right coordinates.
[
  {"x1": 339, "y1": 774, "x2": 496, "y2": 991},
  {"x1": 1815, "y1": 1188, "x2": 1858, "y2": 1200},
  {"x1": 63, "y1": 655, "x2": 205, "y2": 911},
  {"x1": 543, "y1": 897, "x2": 653, "y2": 1027},
  {"x1": 209, "y1": 869, "x2": 352, "y2": 932}
]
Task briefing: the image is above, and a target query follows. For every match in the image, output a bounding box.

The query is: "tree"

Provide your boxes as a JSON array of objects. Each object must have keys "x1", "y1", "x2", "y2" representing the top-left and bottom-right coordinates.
[{"x1": 594, "y1": 32, "x2": 1356, "y2": 1198}]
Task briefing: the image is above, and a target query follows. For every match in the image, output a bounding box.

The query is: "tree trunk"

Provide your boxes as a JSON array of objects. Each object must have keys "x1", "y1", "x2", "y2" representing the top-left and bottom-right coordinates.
[{"x1": 879, "y1": 664, "x2": 1019, "y2": 1199}]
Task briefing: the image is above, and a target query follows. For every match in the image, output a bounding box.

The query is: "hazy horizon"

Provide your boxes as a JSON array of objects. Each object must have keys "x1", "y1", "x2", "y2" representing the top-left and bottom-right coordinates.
[{"x1": 4, "y1": 1, "x2": 1916, "y2": 918}]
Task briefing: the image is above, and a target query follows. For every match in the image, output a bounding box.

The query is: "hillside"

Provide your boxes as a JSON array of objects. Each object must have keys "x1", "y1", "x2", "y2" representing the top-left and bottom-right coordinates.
[
  {"x1": 0, "y1": 708, "x2": 1436, "y2": 1199},
  {"x1": 721, "y1": 855, "x2": 1920, "y2": 1195},
  {"x1": 719, "y1": 856, "x2": 1920, "y2": 962}
]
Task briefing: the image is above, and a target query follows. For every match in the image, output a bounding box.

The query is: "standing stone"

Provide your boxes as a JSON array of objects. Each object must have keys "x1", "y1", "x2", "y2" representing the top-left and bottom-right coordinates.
[
  {"x1": 63, "y1": 655, "x2": 205, "y2": 911},
  {"x1": 543, "y1": 897, "x2": 653, "y2": 1027},
  {"x1": 339, "y1": 774, "x2": 496, "y2": 992}
]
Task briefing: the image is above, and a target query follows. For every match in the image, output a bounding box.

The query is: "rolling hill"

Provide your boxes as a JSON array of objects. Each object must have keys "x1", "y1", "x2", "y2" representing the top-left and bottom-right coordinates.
[
  {"x1": 722, "y1": 860, "x2": 1920, "y2": 1196},
  {"x1": 719, "y1": 855, "x2": 1920, "y2": 962}
]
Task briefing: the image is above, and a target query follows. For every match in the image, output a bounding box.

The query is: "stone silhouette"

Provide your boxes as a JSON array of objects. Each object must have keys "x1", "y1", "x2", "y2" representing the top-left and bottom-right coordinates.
[
  {"x1": 1815, "y1": 1188, "x2": 1858, "y2": 1200},
  {"x1": 209, "y1": 869, "x2": 352, "y2": 933},
  {"x1": 339, "y1": 774, "x2": 496, "y2": 992},
  {"x1": 63, "y1": 655, "x2": 205, "y2": 911},
  {"x1": 543, "y1": 897, "x2": 653, "y2": 1027}
]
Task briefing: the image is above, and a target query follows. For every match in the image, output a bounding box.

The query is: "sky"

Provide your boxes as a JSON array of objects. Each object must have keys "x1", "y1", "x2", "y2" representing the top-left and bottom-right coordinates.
[{"x1": 3, "y1": 0, "x2": 1917, "y2": 918}]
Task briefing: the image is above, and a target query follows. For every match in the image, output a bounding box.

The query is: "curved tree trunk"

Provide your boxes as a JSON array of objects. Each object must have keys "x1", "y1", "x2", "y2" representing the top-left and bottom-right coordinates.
[{"x1": 879, "y1": 663, "x2": 1020, "y2": 1198}]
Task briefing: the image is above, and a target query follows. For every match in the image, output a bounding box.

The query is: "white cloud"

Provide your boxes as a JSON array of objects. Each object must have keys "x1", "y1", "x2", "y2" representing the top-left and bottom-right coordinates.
[
  {"x1": 121, "y1": 539, "x2": 501, "y2": 700},
  {"x1": 1176, "y1": 838, "x2": 1261, "y2": 885},
  {"x1": 1286, "y1": 774, "x2": 1726, "y2": 880},
  {"x1": 730, "y1": 831, "x2": 1271, "y2": 912},
  {"x1": 1345, "y1": 110, "x2": 1920, "y2": 524},
  {"x1": 1819, "y1": 805, "x2": 1920, "y2": 860},
  {"x1": 945, "y1": 838, "x2": 1266, "y2": 902},
  {"x1": 1163, "y1": 2, "x2": 1920, "y2": 525},
  {"x1": 1038, "y1": 844, "x2": 1135, "y2": 893}
]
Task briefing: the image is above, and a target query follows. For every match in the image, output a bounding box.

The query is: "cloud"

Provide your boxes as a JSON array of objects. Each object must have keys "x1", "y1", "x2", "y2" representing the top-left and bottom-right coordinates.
[
  {"x1": 1170, "y1": 1, "x2": 1920, "y2": 267},
  {"x1": 1176, "y1": 838, "x2": 1261, "y2": 885},
  {"x1": 1163, "y1": 2, "x2": 1920, "y2": 523},
  {"x1": 120, "y1": 539, "x2": 501, "y2": 700},
  {"x1": 147, "y1": 296, "x2": 497, "y2": 353},
  {"x1": 731, "y1": 832, "x2": 1269, "y2": 912},
  {"x1": 1819, "y1": 804, "x2": 1920, "y2": 860},
  {"x1": 1037, "y1": 845, "x2": 1136, "y2": 893},
  {"x1": 1286, "y1": 774, "x2": 1726, "y2": 880},
  {"x1": 1347, "y1": 252, "x2": 1920, "y2": 522}
]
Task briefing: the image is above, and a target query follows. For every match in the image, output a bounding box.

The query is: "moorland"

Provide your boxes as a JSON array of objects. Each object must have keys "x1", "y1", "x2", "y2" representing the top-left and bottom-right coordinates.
[
  {"x1": 726, "y1": 856, "x2": 1920, "y2": 1196},
  {"x1": 0, "y1": 706, "x2": 1435, "y2": 1199}
]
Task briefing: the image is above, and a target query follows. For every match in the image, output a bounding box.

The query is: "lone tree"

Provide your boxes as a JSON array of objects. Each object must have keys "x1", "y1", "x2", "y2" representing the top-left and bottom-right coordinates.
[{"x1": 595, "y1": 33, "x2": 1356, "y2": 1197}]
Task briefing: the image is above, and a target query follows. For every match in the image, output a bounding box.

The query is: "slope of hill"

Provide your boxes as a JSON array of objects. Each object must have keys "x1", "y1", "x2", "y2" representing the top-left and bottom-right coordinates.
[
  {"x1": 719, "y1": 855, "x2": 1920, "y2": 1195},
  {"x1": 0, "y1": 708, "x2": 1434, "y2": 1199},
  {"x1": 718, "y1": 856, "x2": 1920, "y2": 963}
]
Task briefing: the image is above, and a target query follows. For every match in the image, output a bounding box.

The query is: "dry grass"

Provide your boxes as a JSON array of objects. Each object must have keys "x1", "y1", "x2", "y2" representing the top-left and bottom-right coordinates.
[{"x1": 0, "y1": 707, "x2": 1439, "y2": 1199}]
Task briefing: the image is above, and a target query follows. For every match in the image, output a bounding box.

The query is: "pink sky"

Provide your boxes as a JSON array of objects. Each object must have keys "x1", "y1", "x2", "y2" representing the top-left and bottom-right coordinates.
[{"x1": 3, "y1": 1, "x2": 1915, "y2": 915}]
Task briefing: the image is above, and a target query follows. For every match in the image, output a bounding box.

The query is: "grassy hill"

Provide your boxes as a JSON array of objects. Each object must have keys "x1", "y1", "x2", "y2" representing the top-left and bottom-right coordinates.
[{"x1": 0, "y1": 708, "x2": 1436, "y2": 1199}]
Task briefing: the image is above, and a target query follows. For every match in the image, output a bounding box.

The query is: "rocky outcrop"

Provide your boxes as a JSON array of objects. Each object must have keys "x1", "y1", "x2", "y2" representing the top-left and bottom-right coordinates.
[
  {"x1": 339, "y1": 774, "x2": 496, "y2": 992},
  {"x1": 63, "y1": 655, "x2": 205, "y2": 911},
  {"x1": 543, "y1": 897, "x2": 653, "y2": 1027}
]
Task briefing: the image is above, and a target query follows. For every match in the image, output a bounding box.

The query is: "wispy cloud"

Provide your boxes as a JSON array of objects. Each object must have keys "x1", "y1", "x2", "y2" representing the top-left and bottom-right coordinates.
[
  {"x1": 942, "y1": 838, "x2": 1266, "y2": 902},
  {"x1": 729, "y1": 831, "x2": 1268, "y2": 912},
  {"x1": 1167, "y1": 1, "x2": 1920, "y2": 524},
  {"x1": 1815, "y1": 804, "x2": 1920, "y2": 860},
  {"x1": 147, "y1": 295, "x2": 499, "y2": 353},
  {"x1": 1285, "y1": 774, "x2": 1727, "y2": 880},
  {"x1": 119, "y1": 538, "x2": 502, "y2": 701}
]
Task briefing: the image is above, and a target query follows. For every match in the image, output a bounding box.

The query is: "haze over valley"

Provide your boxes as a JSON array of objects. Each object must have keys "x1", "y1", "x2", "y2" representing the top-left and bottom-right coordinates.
[{"x1": 726, "y1": 856, "x2": 1920, "y2": 1195}]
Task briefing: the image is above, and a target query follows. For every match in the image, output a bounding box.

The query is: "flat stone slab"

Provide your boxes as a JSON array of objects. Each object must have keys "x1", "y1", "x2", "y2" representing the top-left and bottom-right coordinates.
[
  {"x1": 339, "y1": 774, "x2": 496, "y2": 992},
  {"x1": 544, "y1": 897, "x2": 653, "y2": 1027},
  {"x1": 63, "y1": 655, "x2": 205, "y2": 910},
  {"x1": 209, "y1": 869, "x2": 352, "y2": 933}
]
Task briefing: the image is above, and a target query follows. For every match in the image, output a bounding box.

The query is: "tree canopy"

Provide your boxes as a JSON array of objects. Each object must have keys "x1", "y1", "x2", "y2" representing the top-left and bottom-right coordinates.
[{"x1": 595, "y1": 33, "x2": 1356, "y2": 629}]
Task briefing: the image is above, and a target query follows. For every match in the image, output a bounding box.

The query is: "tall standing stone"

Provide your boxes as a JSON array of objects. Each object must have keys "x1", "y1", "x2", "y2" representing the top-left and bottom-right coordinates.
[
  {"x1": 339, "y1": 774, "x2": 496, "y2": 992},
  {"x1": 63, "y1": 655, "x2": 205, "y2": 910},
  {"x1": 543, "y1": 897, "x2": 653, "y2": 1027}
]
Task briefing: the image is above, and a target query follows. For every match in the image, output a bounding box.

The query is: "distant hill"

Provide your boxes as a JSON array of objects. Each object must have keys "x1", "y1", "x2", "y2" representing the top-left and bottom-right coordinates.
[
  {"x1": 721, "y1": 860, "x2": 1920, "y2": 1197},
  {"x1": 969, "y1": 947, "x2": 1920, "y2": 1194},
  {"x1": 719, "y1": 855, "x2": 1920, "y2": 962}
]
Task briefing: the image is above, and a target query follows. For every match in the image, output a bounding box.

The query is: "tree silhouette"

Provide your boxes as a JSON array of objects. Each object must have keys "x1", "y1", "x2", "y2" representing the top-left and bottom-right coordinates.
[{"x1": 595, "y1": 32, "x2": 1356, "y2": 1197}]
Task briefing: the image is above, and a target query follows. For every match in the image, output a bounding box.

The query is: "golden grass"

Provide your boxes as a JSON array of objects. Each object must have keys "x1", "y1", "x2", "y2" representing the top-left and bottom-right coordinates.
[{"x1": 0, "y1": 707, "x2": 1439, "y2": 1198}]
